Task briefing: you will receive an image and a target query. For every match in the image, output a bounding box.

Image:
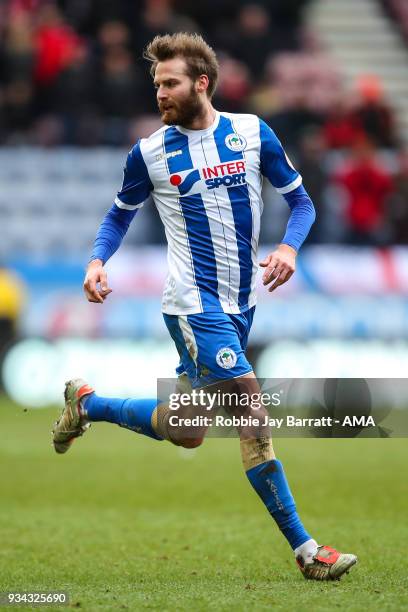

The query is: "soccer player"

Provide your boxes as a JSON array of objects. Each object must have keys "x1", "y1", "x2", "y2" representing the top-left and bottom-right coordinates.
[{"x1": 52, "y1": 33, "x2": 357, "y2": 580}]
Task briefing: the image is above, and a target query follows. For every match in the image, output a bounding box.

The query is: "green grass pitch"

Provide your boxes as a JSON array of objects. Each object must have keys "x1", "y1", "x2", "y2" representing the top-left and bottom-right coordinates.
[{"x1": 1, "y1": 397, "x2": 407, "y2": 611}]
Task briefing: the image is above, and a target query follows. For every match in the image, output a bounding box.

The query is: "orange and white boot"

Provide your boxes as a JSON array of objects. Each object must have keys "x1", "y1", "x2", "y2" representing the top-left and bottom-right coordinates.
[
  {"x1": 52, "y1": 379, "x2": 94, "y2": 454},
  {"x1": 297, "y1": 545, "x2": 357, "y2": 580}
]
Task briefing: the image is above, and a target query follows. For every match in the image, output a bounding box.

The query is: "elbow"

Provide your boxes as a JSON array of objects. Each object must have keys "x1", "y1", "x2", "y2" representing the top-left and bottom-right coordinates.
[
  {"x1": 310, "y1": 202, "x2": 317, "y2": 226},
  {"x1": 301, "y1": 191, "x2": 316, "y2": 227},
  {"x1": 301, "y1": 189, "x2": 316, "y2": 226}
]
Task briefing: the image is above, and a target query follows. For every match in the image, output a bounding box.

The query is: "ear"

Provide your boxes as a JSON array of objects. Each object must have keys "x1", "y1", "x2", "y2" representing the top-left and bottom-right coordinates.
[{"x1": 196, "y1": 74, "x2": 209, "y2": 94}]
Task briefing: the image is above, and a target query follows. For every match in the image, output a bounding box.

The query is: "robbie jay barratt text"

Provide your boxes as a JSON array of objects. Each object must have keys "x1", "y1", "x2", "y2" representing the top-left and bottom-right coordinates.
[{"x1": 167, "y1": 415, "x2": 376, "y2": 428}]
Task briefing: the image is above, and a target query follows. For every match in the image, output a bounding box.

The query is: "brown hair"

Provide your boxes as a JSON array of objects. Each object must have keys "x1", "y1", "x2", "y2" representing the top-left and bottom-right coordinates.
[{"x1": 144, "y1": 32, "x2": 219, "y2": 99}]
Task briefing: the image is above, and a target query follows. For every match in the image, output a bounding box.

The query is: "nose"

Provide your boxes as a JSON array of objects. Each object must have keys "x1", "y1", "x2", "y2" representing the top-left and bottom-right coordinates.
[{"x1": 157, "y1": 86, "x2": 167, "y2": 101}]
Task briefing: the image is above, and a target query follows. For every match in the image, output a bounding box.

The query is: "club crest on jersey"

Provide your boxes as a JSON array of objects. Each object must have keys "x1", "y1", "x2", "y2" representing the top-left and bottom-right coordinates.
[
  {"x1": 170, "y1": 161, "x2": 247, "y2": 195},
  {"x1": 216, "y1": 347, "x2": 237, "y2": 369},
  {"x1": 225, "y1": 133, "x2": 247, "y2": 152}
]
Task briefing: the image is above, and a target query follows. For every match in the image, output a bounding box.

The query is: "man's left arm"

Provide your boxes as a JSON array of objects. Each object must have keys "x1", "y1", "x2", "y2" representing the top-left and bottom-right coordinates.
[
  {"x1": 258, "y1": 118, "x2": 316, "y2": 292},
  {"x1": 260, "y1": 184, "x2": 316, "y2": 292}
]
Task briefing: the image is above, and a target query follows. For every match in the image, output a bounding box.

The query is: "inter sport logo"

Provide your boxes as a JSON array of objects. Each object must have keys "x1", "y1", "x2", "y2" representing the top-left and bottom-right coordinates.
[{"x1": 170, "y1": 161, "x2": 247, "y2": 195}]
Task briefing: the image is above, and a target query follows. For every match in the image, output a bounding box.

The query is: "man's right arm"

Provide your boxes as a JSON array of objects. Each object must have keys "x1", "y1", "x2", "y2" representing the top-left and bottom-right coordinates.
[{"x1": 84, "y1": 140, "x2": 153, "y2": 303}]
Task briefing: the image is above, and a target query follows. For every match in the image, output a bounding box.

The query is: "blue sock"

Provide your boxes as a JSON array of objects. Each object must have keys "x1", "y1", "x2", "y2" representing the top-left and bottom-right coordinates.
[
  {"x1": 83, "y1": 393, "x2": 163, "y2": 441},
  {"x1": 246, "y1": 459, "x2": 311, "y2": 550}
]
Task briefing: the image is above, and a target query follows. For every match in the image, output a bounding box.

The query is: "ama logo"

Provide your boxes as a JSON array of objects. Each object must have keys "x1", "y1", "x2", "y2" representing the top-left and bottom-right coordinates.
[{"x1": 170, "y1": 161, "x2": 247, "y2": 196}]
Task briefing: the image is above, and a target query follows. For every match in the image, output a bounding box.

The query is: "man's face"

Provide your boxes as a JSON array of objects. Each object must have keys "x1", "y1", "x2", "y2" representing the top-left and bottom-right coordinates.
[{"x1": 154, "y1": 57, "x2": 203, "y2": 126}]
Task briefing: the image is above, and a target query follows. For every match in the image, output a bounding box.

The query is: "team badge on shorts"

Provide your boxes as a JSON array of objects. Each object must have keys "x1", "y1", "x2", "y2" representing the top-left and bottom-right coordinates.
[
  {"x1": 216, "y1": 347, "x2": 237, "y2": 369},
  {"x1": 225, "y1": 133, "x2": 247, "y2": 152}
]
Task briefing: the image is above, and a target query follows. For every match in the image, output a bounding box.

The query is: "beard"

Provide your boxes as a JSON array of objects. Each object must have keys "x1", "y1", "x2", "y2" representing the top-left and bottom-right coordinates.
[{"x1": 159, "y1": 85, "x2": 204, "y2": 127}]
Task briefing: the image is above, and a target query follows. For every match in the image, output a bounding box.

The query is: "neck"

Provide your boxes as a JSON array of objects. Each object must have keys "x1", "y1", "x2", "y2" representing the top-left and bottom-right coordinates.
[{"x1": 181, "y1": 104, "x2": 216, "y2": 130}]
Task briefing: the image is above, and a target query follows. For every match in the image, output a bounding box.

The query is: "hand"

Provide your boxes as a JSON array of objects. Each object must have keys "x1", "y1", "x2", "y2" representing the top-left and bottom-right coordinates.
[
  {"x1": 83, "y1": 259, "x2": 112, "y2": 303},
  {"x1": 259, "y1": 244, "x2": 297, "y2": 293}
]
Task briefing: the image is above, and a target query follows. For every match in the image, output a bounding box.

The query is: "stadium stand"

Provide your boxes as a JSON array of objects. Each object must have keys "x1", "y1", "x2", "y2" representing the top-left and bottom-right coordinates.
[{"x1": 1, "y1": 0, "x2": 408, "y2": 252}]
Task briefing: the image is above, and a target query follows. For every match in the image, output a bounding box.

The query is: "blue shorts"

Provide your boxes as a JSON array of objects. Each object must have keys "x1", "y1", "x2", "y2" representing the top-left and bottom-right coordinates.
[{"x1": 163, "y1": 307, "x2": 255, "y2": 389}]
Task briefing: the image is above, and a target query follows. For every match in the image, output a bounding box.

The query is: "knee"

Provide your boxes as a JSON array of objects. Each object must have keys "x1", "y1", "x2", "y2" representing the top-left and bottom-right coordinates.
[{"x1": 179, "y1": 437, "x2": 204, "y2": 449}]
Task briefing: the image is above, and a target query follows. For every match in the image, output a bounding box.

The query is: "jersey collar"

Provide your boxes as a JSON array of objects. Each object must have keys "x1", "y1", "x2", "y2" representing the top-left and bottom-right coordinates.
[{"x1": 175, "y1": 110, "x2": 220, "y2": 137}]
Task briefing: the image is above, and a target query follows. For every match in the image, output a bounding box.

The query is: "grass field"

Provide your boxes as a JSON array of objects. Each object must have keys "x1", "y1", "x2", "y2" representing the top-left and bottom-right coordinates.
[{"x1": 1, "y1": 397, "x2": 407, "y2": 611}]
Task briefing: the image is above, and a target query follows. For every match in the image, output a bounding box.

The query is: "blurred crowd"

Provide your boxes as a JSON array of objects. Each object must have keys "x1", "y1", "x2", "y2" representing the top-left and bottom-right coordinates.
[
  {"x1": 0, "y1": 0, "x2": 313, "y2": 145},
  {"x1": 0, "y1": 0, "x2": 407, "y2": 246}
]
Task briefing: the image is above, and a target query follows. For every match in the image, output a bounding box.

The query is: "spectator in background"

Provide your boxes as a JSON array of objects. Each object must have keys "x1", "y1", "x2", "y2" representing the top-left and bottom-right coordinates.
[
  {"x1": 232, "y1": 4, "x2": 276, "y2": 80},
  {"x1": 268, "y1": 0, "x2": 311, "y2": 47},
  {"x1": 56, "y1": 0, "x2": 132, "y2": 37},
  {"x1": 34, "y1": 3, "x2": 79, "y2": 84},
  {"x1": 173, "y1": 0, "x2": 235, "y2": 36},
  {"x1": 213, "y1": 56, "x2": 251, "y2": 113},
  {"x1": 98, "y1": 47, "x2": 139, "y2": 119},
  {"x1": 33, "y1": 2, "x2": 85, "y2": 114},
  {"x1": 1, "y1": 9, "x2": 34, "y2": 137},
  {"x1": 51, "y1": 41, "x2": 98, "y2": 143},
  {"x1": 323, "y1": 99, "x2": 361, "y2": 150},
  {"x1": 131, "y1": 0, "x2": 198, "y2": 57},
  {"x1": 334, "y1": 137, "x2": 394, "y2": 245},
  {"x1": 259, "y1": 51, "x2": 334, "y2": 151},
  {"x1": 97, "y1": 18, "x2": 130, "y2": 51},
  {"x1": 350, "y1": 74, "x2": 397, "y2": 149},
  {"x1": 267, "y1": 92, "x2": 323, "y2": 152}
]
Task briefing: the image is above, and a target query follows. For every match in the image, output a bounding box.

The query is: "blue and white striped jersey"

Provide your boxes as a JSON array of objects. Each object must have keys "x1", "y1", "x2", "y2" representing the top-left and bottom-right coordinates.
[{"x1": 114, "y1": 111, "x2": 303, "y2": 315}]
